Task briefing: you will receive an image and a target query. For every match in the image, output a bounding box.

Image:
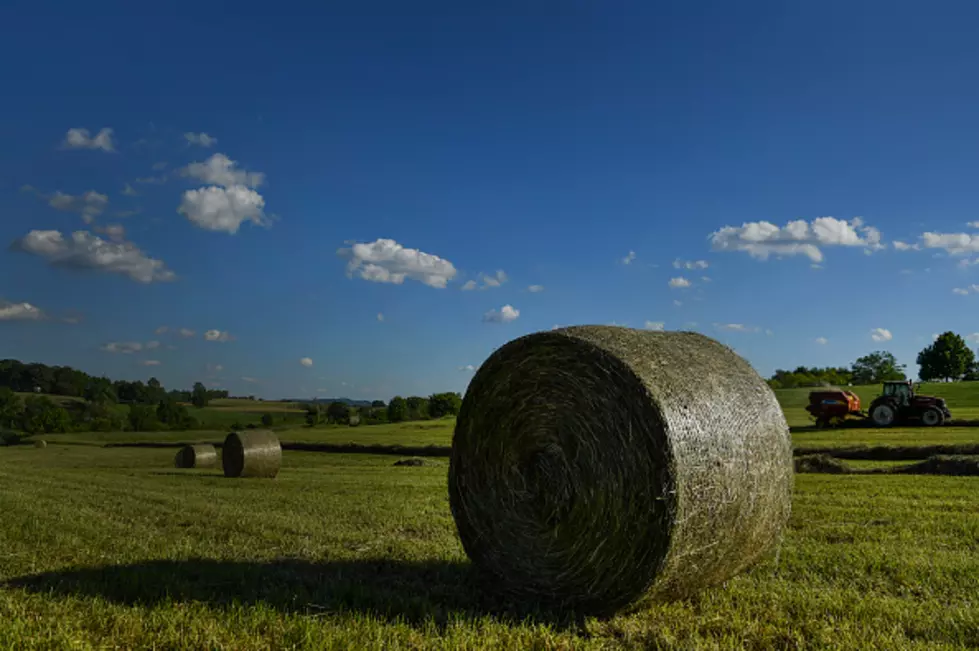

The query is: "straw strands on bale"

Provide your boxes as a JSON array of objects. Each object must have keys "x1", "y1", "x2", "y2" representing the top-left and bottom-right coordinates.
[
  {"x1": 222, "y1": 430, "x2": 281, "y2": 478},
  {"x1": 449, "y1": 325, "x2": 793, "y2": 616},
  {"x1": 174, "y1": 444, "x2": 218, "y2": 469}
]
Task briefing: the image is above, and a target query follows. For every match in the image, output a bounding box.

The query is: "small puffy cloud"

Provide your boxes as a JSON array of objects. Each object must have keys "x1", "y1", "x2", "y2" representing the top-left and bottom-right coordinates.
[
  {"x1": 337, "y1": 238, "x2": 457, "y2": 289},
  {"x1": 714, "y1": 323, "x2": 761, "y2": 333},
  {"x1": 483, "y1": 304, "x2": 520, "y2": 323},
  {"x1": 527, "y1": 284, "x2": 544, "y2": 293},
  {"x1": 204, "y1": 329, "x2": 233, "y2": 342},
  {"x1": 920, "y1": 232, "x2": 979, "y2": 255},
  {"x1": 179, "y1": 328, "x2": 196, "y2": 338},
  {"x1": 12, "y1": 229, "x2": 176, "y2": 284},
  {"x1": 709, "y1": 217, "x2": 883, "y2": 263},
  {"x1": 178, "y1": 185, "x2": 268, "y2": 234},
  {"x1": 968, "y1": 221, "x2": 979, "y2": 229},
  {"x1": 459, "y1": 364, "x2": 476, "y2": 372},
  {"x1": 673, "y1": 259, "x2": 709, "y2": 270},
  {"x1": 376, "y1": 313, "x2": 384, "y2": 322},
  {"x1": 673, "y1": 299, "x2": 683, "y2": 306},
  {"x1": 815, "y1": 337, "x2": 828, "y2": 345},
  {"x1": 644, "y1": 321, "x2": 665, "y2": 331},
  {"x1": 182, "y1": 153, "x2": 264, "y2": 188},
  {"x1": 952, "y1": 285, "x2": 979, "y2": 295},
  {"x1": 47, "y1": 190, "x2": 108, "y2": 222},
  {"x1": 241, "y1": 376, "x2": 259, "y2": 383},
  {"x1": 966, "y1": 333, "x2": 979, "y2": 344},
  {"x1": 621, "y1": 251, "x2": 636, "y2": 265},
  {"x1": 669, "y1": 277, "x2": 691, "y2": 289},
  {"x1": 62, "y1": 128, "x2": 115, "y2": 152},
  {"x1": 101, "y1": 342, "x2": 143, "y2": 354},
  {"x1": 481, "y1": 270, "x2": 507, "y2": 288},
  {"x1": 0, "y1": 300, "x2": 46, "y2": 321},
  {"x1": 121, "y1": 184, "x2": 138, "y2": 197},
  {"x1": 184, "y1": 132, "x2": 218, "y2": 148},
  {"x1": 93, "y1": 224, "x2": 126, "y2": 242},
  {"x1": 141, "y1": 360, "x2": 161, "y2": 366},
  {"x1": 299, "y1": 357, "x2": 313, "y2": 367},
  {"x1": 871, "y1": 328, "x2": 893, "y2": 342},
  {"x1": 892, "y1": 241, "x2": 918, "y2": 251},
  {"x1": 461, "y1": 280, "x2": 477, "y2": 291}
]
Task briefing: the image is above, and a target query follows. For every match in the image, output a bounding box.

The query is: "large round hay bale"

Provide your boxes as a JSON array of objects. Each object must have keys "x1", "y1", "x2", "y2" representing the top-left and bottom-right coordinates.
[
  {"x1": 174, "y1": 444, "x2": 218, "y2": 469},
  {"x1": 33, "y1": 440, "x2": 47, "y2": 449},
  {"x1": 449, "y1": 326, "x2": 793, "y2": 615},
  {"x1": 222, "y1": 430, "x2": 281, "y2": 478}
]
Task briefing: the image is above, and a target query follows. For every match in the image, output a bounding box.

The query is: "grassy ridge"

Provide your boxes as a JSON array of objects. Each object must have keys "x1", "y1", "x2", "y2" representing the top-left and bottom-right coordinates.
[{"x1": 1, "y1": 446, "x2": 977, "y2": 648}]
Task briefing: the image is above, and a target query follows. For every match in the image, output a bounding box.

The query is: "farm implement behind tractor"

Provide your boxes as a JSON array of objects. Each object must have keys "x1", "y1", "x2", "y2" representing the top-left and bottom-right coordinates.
[{"x1": 806, "y1": 381, "x2": 952, "y2": 428}]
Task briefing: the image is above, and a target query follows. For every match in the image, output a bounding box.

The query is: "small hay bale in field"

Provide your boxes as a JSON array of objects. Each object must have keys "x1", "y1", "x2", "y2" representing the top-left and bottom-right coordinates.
[
  {"x1": 222, "y1": 430, "x2": 281, "y2": 478},
  {"x1": 173, "y1": 444, "x2": 218, "y2": 469},
  {"x1": 449, "y1": 326, "x2": 793, "y2": 616},
  {"x1": 393, "y1": 457, "x2": 428, "y2": 467},
  {"x1": 33, "y1": 440, "x2": 48, "y2": 449}
]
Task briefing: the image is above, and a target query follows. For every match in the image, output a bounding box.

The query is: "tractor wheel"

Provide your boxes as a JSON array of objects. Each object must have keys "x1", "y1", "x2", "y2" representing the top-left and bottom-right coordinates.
[
  {"x1": 870, "y1": 403, "x2": 897, "y2": 427},
  {"x1": 921, "y1": 407, "x2": 944, "y2": 427}
]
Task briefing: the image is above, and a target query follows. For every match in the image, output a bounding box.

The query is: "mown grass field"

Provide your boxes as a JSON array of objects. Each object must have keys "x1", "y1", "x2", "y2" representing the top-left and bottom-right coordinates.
[{"x1": 3, "y1": 385, "x2": 979, "y2": 648}]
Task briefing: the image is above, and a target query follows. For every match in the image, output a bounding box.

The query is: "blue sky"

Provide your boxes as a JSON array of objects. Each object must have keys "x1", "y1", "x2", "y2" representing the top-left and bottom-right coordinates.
[{"x1": 4, "y1": 1, "x2": 979, "y2": 399}]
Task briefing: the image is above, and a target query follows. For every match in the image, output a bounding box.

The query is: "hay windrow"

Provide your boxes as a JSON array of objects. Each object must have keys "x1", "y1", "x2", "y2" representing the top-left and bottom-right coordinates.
[
  {"x1": 174, "y1": 444, "x2": 218, "y2": 469},
  {"x1": 222, "y1": 430, "x2": 281, "y2": 478},
  {"x1": 449, "y1": 326, "x2": 793, "y2": 616}
]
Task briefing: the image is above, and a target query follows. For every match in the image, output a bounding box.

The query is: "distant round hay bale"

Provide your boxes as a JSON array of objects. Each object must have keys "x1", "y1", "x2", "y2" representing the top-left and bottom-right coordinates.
[
  {"x1": 222, "y1": 430, "x2": 281, "y2": 478},
  {"x1": 33, "y1": 440, "x2": 47, "y2": 449},
  {"x1": 173, "y1": 444, "x2": 218, "y2": 469},
  {"x1": 449, "y1": 326, "x2": 793, "y2": 615}
]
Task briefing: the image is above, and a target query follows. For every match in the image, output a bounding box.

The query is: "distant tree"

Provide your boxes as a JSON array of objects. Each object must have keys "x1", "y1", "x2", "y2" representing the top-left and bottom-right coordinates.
[
  {"x1": 191, "y1": 382, "x2": 209, "y2": 408},
  {"x1": 305, "y1": 403, "x2": 322, "y2": 426},
  {"x1": 146, "y1": 377, "x2": 167, "y2": 404},
  {"x1": 387, "y1": 396, "x2": 407, "y2": 423},
  {"x1": 371, "y1": 400, "x2": 386, "y2": 409},
  {"x1": 428, "y1": 392, "x2": 463, "y2": 418},
  {"x1": 20, "y1": 396, "x2": 71, "y2": 434},
  {"x1": 0, "y1": 387, "x2": 24, "y2": 428},
  {"x1": 157, "y1": 398, "x2": 193, "y2": 430},
  {"x1": 917, "y1": 332, "x2": 976, "y2": 382},
  {"x1": 261, "y1": 413, "x2": 274, "y2": 427},
  {"x1": 128, "y1": 404, "x2": 158, "y2": 432},
  {"x1": 84, "y1": 377, "x2": 116, "y2": 404},
  {"x1": 405, "y1": 396, "x2": 430, "y2": 420},
  {"x1": 851, "y1": 351, "x2": 906, "y2": 385},
  {"x1": 327, "y1": 401, "x2": 350, "y2": 424}
]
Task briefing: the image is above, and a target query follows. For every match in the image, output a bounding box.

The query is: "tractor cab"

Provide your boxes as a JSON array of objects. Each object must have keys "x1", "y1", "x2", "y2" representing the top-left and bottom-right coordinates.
[{"x1": 881, "y1": 380, "x2": 913, "y2": 406}]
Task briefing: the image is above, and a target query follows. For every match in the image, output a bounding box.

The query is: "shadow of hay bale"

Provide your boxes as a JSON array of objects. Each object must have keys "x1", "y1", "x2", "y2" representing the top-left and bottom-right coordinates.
[
  {"x1": 3, "y1": 559, "x2": 587, "y2": 629},
  {"x1": 393, "y1": 457, "x2": 435, "y2": 467}
]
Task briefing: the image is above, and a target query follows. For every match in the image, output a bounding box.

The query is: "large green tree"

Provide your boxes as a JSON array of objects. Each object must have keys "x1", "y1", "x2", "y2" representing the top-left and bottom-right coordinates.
[
  {"x1": 917, "y1": 332, "x2": 976, "y2": 382},
  {"x1": 20, "y1": 396, "x2": 71, "y2": 434},
  {"x1": 851, "y1": 351, "x2": 906, "y2": 385},
  {"x1": 387, "y1": 396, "x2": 407, "y2": 423},
  {"x1": 0, "y1": 387, "x2": 23, "y2": 428},
  {"x1": 190, "y1": 382, "x2": 209, "y2": 408},
  {"x1": 428, "y1": 392, "x2": 463, "y2": 418}
]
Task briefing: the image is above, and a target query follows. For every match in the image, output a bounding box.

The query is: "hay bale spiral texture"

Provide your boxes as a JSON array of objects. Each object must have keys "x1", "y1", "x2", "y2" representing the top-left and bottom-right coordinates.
[
  {"x1": 222, "y1": 430, "x2": 281, "y2": 478},
  {"x1": 174, "y1": 444, "x2": 218, "y2": 469},
  {"x1": 449, "y1": 326, "x2": 793, "y2": 615}
]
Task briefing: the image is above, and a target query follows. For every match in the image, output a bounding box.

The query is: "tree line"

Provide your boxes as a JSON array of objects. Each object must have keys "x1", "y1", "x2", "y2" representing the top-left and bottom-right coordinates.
[
  {"x1": 768, "y1": 331, "x2": 979, "y2": 389},
  {"x1": 302, "y1": 393, "x2": 463, "y2": 427}
]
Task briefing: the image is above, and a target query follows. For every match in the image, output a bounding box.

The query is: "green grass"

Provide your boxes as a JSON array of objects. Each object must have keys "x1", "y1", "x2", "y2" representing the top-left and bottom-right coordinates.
[{"x1": 1, "y1": 445, "x2": 977, "y2": 649}]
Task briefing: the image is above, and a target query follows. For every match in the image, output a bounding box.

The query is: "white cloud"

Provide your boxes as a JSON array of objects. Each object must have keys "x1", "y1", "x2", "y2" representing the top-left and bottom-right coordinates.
[
  {"x1": 461, "y1": 280, "x2": 477, "y2": 290},
  {"x1": 121, "y1": 184, "x2": 138, "y2": 197},
  {"x1": 377, "y1": 313, "x2": 384, "y2": 322},
  {"x1": 669, "y1": 277, "x2": 691, "y2": 289},
  {"x1": 714, "y1": 323, "x2": 761, "y2": 333},
  {"x1": 968, "y1": 221, "x2": 979, "y2": 229},
  {"x1": 871, "y1": 328, "x2": 893, "y2": 342},
  {"x1": 966, "y1": 333, "x2": 979, "y2": 344},
  {"x1": 892, "y1": 241, "x2": 918, "y2": 251},
  {"x1": 459, "y1": 364, "x2": 475, "y2": 372},
  {"x1": 621, "y1": 251, "x2": 636, "y2": 265},
  {"x1": 527, "y1": 284, "x2": 544, "y2": 293},
  {"x1": 919, "y1": 232, "x2": 979, "y2": 255},
  {"x1": 182, "y1": 153, "x2": 264, "y2": 188},
  {"x1": 673, "y1": 299, "x2": 683, "y2": 306},
  {"x1": 178, "y1": 328, "x2": 196, "y2": 338},
  {"x1": 141, "y1": 360, "x2": 161, "y2": 366},
  {"x1": 0, "y1": 300, "x2": 45, "y2": 321},
  {"x1": 483, "y1": 304, "x2": 520, "y2": 323},
  {"x1": 815, "y1": 337, "x2": 828, "y2": 345},
  {"x1": 956, "y1": 258, "x2": 979, "y2": 269},
  {"x1": 184, "y1": 132, "x2": 218, "y2": 148},
  {"x1": 62, "y1": 128, "x2": 115, "y2": 152},
  {"x1": 478, "y1": 270, "x2": 507, "y2": 288},
  {"x1": 709, "y1": 217, "x2": 883, "y2": 263},
  {"x1": 337, "y1": 238, "x2": 457, "y2": 288},
  {"x1": 673, "y1": 259, "x2": 709, "y2": 270},
  {"x1": 178, "y1": 185, "x2": 268, "y2": 234},
  {"x1": 101, "y1": 342, "x2": 143, "y2": 354},
  {"x1": 204, "y1": 329, "x2": 233, "y2": 342},
  {"x1": 93, "y1": 224, "x2": 126, "y2": 242},
  {"x1": 145, "y1": 340, "x2": 160, "y2": 350},
  {"x1": 241, "y1": 376, "x2": 259, "y2": 383},
  {"x1": 47, "y1": 190, "x2": 108, "y2": 222},
  {"x1": 644, "y1": 321, "x2": 665, "y2": 331},
  {"x1": 952, "y1": 285, "x2": 979, "y2": 295},
  {"x1": 13, "y1": 230, "x2": 176, "y2": 284},
  {"x1": 300, "y1": 357, "x2": 313, "y2": 367}
]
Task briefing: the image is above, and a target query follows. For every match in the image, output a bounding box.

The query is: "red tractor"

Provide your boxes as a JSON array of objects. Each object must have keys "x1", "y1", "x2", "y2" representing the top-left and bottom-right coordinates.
[{"x1": 866, "y1": 381, "x2": 951, "y2": 427}]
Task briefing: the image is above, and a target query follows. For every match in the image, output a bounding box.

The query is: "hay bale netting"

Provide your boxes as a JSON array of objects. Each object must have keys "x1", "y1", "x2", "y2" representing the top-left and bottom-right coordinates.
[
  {"x1": 174, "y1": 444, "x2": 218, "y2": 469},
  {"x1": 449, "y1": 326, "x2": 793, "y2": 615},
  {"x1": 33, "y1": 439, "x2": 48, "y2": 449},
  {"x1": 222, "y1": 430, "x2": 281, "y2": 478}
]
